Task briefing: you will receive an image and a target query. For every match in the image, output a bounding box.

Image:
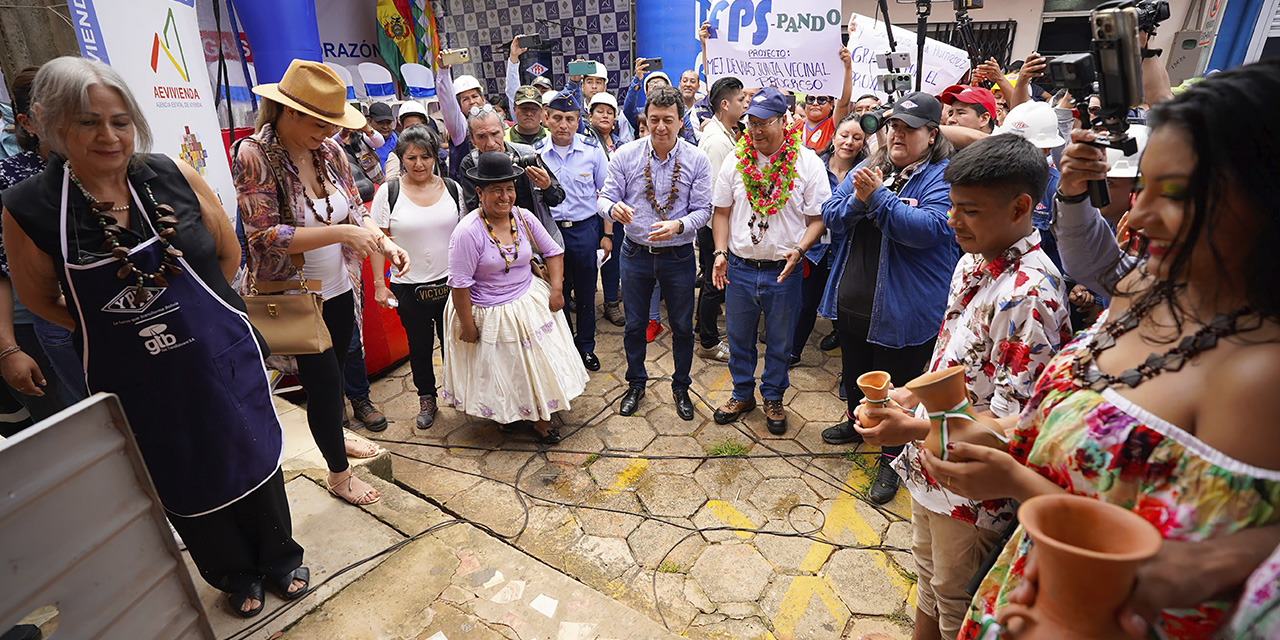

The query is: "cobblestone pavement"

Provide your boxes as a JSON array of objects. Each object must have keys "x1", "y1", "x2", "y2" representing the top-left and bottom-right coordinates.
[{"x1": 359, "y1": 300, "x2": 918, "y2": 640}]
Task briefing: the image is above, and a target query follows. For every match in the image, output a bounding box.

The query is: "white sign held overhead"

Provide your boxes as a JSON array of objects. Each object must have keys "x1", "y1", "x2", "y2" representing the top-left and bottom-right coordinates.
[
  {"x1": 844, "y1": 12, "x2": 971, "y2": 100},
  {"x1": 703, "y1": 0, "x2": 845, "y2": 93}
]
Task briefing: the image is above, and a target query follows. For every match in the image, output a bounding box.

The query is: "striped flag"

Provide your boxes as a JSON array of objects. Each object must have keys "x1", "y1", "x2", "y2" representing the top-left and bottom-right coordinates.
[
  {"x1": 412, "y1": 0, "x2": 442, "y2": 71},
  {"x1": 376, "y1": 0, "x2": 417, "y2": 84}
]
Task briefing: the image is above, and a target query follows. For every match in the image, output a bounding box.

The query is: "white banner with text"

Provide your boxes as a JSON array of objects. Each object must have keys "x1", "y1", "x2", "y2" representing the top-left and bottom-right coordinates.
[
  {"x1": 845, "y1": 12, "x2": 971, "y2": 100},
  {"x1": 703, "y1": 0, "x2": 845, "y2": 94}
]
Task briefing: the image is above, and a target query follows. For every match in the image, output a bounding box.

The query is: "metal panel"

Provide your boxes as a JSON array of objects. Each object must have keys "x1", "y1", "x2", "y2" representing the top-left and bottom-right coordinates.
[{"x1": 0, "y1": 394, "x2": 215, "y2": 640}]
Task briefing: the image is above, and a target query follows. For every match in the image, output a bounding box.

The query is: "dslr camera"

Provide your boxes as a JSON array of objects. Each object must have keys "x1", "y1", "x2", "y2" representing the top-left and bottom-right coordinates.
[
  {"x1": 1046, "y1": 0, "x2": 1145, "y2": 207},
  {"x1": 1135, "y1": 0, "x2": 1170, "y2": 35},
  {"x1": 511, "y1": 151, "x2": 542, "y2": 169}
]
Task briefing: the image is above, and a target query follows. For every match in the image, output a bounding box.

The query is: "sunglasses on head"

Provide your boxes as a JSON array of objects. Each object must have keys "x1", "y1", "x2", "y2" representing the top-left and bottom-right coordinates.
[{"x1": 469, "y1": 103, "x2": 499, "y2": 118}]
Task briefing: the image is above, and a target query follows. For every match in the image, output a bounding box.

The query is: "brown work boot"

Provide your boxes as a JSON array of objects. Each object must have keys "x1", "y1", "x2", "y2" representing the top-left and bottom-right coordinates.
[
  {"x1": 713, "y1": 397, "x2": 756, "y2": 425},
  {"x1": 351, "y1": 397, "x2": 388, "y2": 432},
  {"x1": 603, "y1": 301, "x2": 625, "y2": 327},
  {"x1": 763, "y1": 399, "x2": 787, "y2": 435}
]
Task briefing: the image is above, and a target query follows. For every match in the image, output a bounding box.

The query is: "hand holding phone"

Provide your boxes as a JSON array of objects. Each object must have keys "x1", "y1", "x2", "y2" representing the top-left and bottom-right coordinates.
[
  {"x1": 517, "y1": 33, "x2": 541, "y2": 48},
  {"x1": 440, "y1": 48, "x2": 470, "y2": 67},
  {"x1": 645, "y1": 57, "x2": 664, "y2": 71}
]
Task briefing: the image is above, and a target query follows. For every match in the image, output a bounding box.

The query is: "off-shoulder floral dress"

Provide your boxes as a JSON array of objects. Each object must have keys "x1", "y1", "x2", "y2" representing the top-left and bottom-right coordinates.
[{"x1": 959, "y1": 311, "x2": 1280, "y2": 640}]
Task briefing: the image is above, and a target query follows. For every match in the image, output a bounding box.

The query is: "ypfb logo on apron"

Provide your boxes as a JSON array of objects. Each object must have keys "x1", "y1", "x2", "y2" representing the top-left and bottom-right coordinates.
[
  {"x1": 103, "y1": 286, "x2": 167, "y2": 314},
  {"x1": 139, "y1": 323, "x2": 178, "y2": 356}
]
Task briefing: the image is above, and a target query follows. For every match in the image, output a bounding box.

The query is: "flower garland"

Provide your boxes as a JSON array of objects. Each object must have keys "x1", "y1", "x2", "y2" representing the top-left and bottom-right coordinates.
[{"x1": 735, "y1": 121, "x2": 803, "y2": 245}]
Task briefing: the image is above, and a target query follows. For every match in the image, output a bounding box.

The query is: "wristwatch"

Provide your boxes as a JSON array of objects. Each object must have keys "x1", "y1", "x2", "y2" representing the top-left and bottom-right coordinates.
[
  {"x1": 1055, "y1": 189, "x2": 1089, "y2": 204},
  {"x1": 676, "y1": 219, "x2": 685, "y2": 234}
]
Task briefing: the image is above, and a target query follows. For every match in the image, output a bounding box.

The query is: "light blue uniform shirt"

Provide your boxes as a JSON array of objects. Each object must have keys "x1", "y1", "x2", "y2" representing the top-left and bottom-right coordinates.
[
  {"x1": 597, "y1": 137, "x2": 712, "y2": 247},
  {"x1": 537, "y1": 133, "x2": 608, "y2": 223}
]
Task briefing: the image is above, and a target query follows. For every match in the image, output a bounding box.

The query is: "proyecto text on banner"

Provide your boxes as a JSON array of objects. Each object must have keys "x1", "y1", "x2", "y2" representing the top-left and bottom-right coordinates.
[
  {"x1": 702, "y1": 0, "x2": 844, "y2": 93},
  {"x1": 66, "y1": 0, "x2": 237, "y2": 221},
  {"x1": 845, "y1": 12, "x2": 971, "y2": 100}
]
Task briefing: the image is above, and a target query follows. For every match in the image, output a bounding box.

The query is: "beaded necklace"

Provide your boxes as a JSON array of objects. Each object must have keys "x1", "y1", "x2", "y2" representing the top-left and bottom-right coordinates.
[
  {"x1": 643, "y1": 144, "x2": 681, "y2": 221},
  {"x1": 283, "y1": 148, "x2": 335, "y2": 225},
  {"x1": 480, "y1": 211, "x2": 520, "y2": 273},
  {"x1": 69, "y1": 168, "x2": 182, "y2": 304}
]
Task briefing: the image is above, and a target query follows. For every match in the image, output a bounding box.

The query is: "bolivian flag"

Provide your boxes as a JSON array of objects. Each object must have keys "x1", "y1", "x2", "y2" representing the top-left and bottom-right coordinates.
[{"x1": 377, "y1": 0, "x2": 417, "y2": 84}]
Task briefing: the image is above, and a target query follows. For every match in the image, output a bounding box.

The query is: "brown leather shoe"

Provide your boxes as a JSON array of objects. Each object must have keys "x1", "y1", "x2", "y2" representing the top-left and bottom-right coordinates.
[
  {"x1": 762, "y1": 399, "x2": 786, "y2": 435},
  {"x1": 351, "y1": 397, "x2": 388, "y2": 432},
  {"x1": 713, "y1": 397, "x2": 756, "y2": 425}
]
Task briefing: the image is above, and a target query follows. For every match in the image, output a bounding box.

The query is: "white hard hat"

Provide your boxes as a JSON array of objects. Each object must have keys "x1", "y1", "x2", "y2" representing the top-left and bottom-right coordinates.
[
  {"x1": 1105, "y1": 124, "x2": 1149, "y2": 178},
  {"x1": 589, "y1": 92, "x2": 618, "y2": 112},
  {"x1": 398, "y1": 100, "x2": 429, "y2": 122},
  {"x1": 542, "y1": 89, "x2": 559, "y2": 105},
  {"x1": 588, "y1": 61, "x2": 608, "y2": 80},
  {"x1": 999, "y1": 102, "x2": 1065, "y2": 149},
  {"x1": 646, "y1": 71, "x2": 671, "y2": 87},
  {"x1": 453, "y1": 74, "x2": 482, "y2": 96}
]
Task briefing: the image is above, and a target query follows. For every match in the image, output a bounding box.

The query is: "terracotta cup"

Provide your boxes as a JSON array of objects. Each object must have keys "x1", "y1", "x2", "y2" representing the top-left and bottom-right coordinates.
[
  {"x1": 903, "y1": 365, "x2": 1005, "y2": 459},
  {"x1": 996, "y1": 494, "x2": 1162, "y2": 639},
  {"x1": 855, "y1": 371, "x2": 892, "y2": 428}
]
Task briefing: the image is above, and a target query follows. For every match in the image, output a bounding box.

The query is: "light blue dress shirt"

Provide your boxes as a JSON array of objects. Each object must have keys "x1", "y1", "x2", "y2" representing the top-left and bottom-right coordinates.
[
  {"x1": 597, "y1": 137, "x2": 712, "y2": 248},
  {"x1": 536, "y1": 133, "x2": 608, "y2": 223}
]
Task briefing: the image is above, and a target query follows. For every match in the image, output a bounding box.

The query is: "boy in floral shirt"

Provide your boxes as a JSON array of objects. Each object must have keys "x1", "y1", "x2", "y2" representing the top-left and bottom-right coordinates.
[{"x1": 855, "y1": 134, "x2": 1070, "y2": 640}]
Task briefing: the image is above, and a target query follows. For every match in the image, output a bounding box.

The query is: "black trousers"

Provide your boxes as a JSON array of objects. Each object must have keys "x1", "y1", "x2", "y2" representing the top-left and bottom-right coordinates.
[
  {"x1": 835, "y1": 311, "x2": 935, "y2": 459},
  {"x1": 390, "y1": 281, "x2": 447, "y2": 397},
  {"x1": 695, "y1": 226, "x2": 724, "y2": 349},
  {"x1": 791, "y1": 254, "x2": 833, "y2": 359},
  {"x1": 169, "y1": 468, "x2": 304, "y2": 594},
  {"x1": 293, "y1": 290, "x2": 355, "y2": 473}
]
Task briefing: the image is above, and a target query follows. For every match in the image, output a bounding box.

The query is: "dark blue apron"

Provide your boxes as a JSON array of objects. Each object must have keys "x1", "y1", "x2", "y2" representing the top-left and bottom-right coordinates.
[{"x1": 58, "y1": 167, "x2": 282, "y2": 517}]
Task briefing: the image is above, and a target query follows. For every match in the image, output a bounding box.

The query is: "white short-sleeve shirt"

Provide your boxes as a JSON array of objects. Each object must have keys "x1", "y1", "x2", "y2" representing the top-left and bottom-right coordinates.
[{"x1": 710, "y1": 145, "x2": 831, "y2": 261}]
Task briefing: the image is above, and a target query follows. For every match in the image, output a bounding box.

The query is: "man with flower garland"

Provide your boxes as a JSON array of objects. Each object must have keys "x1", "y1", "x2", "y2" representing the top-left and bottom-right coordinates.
[
  {"x1": 709, "y1": 88, "x2": 831, "y2": 434},
  {"x1": 598, "y1": 85, "x2": 713, "y2": 421}
]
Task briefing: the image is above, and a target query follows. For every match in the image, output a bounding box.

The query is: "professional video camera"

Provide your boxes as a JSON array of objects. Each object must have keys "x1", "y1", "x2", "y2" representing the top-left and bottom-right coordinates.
[
  {"x1": 1046, "y1": 0, "x2": 1145, "y2": 208},
  {"x1": 1135, "y1": 0, "x2": 1170, "y2": 35}
]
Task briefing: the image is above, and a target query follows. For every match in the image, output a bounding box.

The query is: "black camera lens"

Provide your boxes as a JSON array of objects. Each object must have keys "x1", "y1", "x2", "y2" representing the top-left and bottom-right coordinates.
[{"x1": 512, "y1": 152, "x2": 540, "y2": 168}]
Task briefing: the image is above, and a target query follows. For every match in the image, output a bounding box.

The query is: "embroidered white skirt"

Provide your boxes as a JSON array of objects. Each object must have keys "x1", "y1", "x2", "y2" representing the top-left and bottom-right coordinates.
[{"x1": 441, "y1": 277, "x2": 589, "y2": 423}]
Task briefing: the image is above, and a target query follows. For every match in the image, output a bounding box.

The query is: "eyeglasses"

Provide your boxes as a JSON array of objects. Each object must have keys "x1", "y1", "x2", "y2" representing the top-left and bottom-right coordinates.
[
  {"x1": 745, "y1": 116, "x2": 781, "y2": 130},
  {"x1": 469, "y1": 103, "x2": 498, "y2": 118},
  {"x1": 804, "y1": 96, "x2": 832, "y2": 105}
]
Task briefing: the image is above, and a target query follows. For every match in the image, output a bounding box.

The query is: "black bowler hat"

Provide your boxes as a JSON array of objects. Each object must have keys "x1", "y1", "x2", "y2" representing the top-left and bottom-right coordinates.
[{"x1": 465, "y1": 151, "x2": 526, "y2": 185}]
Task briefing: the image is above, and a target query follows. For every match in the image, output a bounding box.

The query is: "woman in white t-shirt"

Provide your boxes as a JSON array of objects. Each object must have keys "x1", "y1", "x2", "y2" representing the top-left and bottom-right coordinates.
[{"x1": 371, "y1": 125, "x2": 464, "y2": 429}]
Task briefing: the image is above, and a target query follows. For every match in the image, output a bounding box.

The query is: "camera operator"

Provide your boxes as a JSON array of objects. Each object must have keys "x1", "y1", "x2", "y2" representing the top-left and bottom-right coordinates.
[{"x1": 457, "y1": 107, "x2": 566, "y2": 246}]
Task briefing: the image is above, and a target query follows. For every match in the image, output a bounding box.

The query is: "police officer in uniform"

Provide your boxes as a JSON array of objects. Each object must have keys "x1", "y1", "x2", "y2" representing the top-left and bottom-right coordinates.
[{"x1": 536, "y1": 91, "x2": 611, "y2": 371}]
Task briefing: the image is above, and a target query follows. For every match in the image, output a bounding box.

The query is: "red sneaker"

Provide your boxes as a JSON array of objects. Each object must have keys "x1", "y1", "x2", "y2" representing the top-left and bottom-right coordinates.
[{"x1": 646, "y1": 320, "x2": 665, "y2": 343}]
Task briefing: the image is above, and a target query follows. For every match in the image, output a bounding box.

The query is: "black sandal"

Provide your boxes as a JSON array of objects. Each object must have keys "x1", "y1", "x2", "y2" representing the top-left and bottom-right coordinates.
[
  {"x1": 535, "y1": 427, "x2": 562, "y2": 444},
  {"x1": 270, "y1": 566, "x2": 310, "y2": 601},
  {"x1": 228, "y1": 581, "x2": 265, "y2": 618}
]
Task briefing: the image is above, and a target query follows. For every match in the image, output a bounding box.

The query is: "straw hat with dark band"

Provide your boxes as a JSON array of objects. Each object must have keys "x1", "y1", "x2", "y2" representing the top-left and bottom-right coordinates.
[{"x1": 252, "y1": 60, "x2": 366, "y2": 130}]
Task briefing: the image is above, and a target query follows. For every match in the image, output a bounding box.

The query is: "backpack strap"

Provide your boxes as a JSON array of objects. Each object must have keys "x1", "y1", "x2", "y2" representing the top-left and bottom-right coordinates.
[{"x1": 443, "y1": 178, "x2": 463, "y2": 219}]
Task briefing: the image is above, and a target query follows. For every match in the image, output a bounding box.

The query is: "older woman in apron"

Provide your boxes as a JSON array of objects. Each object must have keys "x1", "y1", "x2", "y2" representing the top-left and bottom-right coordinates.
[{"x1": 2, "y1": 57, "x2": 304, "y2": 618}]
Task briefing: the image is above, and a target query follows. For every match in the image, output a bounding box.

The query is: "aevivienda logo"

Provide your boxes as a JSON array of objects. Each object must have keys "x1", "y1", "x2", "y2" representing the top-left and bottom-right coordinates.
[{"x1": 150, "y1": 8, "x2": 189, "y2": 82}]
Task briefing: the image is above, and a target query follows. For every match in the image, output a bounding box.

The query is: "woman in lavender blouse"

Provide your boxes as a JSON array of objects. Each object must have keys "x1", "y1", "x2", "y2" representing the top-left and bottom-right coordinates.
[{"x1": 441, "y1": 152, "x2": 588, "y2": 443}]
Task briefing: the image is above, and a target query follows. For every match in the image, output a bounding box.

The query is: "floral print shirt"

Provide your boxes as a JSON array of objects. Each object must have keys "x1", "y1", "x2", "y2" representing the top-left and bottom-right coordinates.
[
  {"x1": 893, "y1": 230, "x2": 1071, "y2": 530},
  {"x1": 1224, "y1": 543, "x2": 1280, "y2": 639},
  {"x1": 231, "y1": 124, "x2": 367, "y2": 371},
  {"x1": 0, "y1": 150, "x2": 46, "y2": 278},
  {"x1": 958, "y1": 311, "x2": 1280, "y2": 639}
]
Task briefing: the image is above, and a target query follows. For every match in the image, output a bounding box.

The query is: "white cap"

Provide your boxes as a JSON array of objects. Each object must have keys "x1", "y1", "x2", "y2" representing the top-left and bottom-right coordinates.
[
  {"x1": 998, "y1": 102, "x2": 1065, "y2": 149},
  {"x1": 588, "y1": 61, "x2": 608, "y2": 80},
  {"x1": 589, "y1": 92, "x2": 618, "y2": 112},
  {"x1": 542, "y1": 89, "x2": 560, "y2": 105},
  {"x1": 453, "y1": 74, "x2": 482, "y2": 96},
  {"x1": 398, "y1": 100, "x2": 429, "y2": 122},
  {"x1": 646, "y1": 71, "x2": 671, "y2": 86},
  {"x1": 1105, "y1": 124, "x2": 1149, "y2": 178}
]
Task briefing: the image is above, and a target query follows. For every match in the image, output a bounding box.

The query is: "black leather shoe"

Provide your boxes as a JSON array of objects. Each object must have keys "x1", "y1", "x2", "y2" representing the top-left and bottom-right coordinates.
[
  {"x1": 820, "y1": 331, "x2": 839, "y2": 351},
  {"x1": 869, "y1": 456, "x2": 901, "y2": 505},
  {"x1": 673, "y1": 389, "x2": 695, "y2": 421},
  {"x1": 822, "y1": 420, "x2": 863, "y2": 445},
  {"x1": 581, "y1": 351, "x2": 601, "y2": 371},
  {"x1": 619, "y1": 386, "x2": 645, "y2": 416}
]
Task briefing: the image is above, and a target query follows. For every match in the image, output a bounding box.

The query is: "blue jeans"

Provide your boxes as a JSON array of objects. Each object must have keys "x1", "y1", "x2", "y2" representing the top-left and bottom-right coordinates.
[
  {"x1": 620, "y1": 239, "x2": 695, "y2": 392},
  {"x1": 32, "y1": 315, "x2": 87, "y2": 403},
  {"x1": 344, "y1": 325, "x2": 371, "y2": 402},
  {"x1": 724, "y1": 254, "x2": 803, "y2": 402},
  {"x1": 560, "y1": 218, "x2": 602, "y2": 352},
  {"x1": 600, "y1": 224, "x2": 624, "y2": 303}
]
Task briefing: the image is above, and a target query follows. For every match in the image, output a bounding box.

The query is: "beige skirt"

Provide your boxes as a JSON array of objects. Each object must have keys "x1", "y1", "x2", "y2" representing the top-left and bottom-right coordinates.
[{"x1": 441, "y1": 277, "x2": 589, "y2": 423}]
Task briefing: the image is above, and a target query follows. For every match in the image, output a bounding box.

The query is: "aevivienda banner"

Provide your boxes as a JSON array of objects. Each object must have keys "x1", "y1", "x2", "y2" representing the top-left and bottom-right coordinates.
[
  {"x1": 703, "y1": 0, "x2": 845, "y2": 94},
  {"x1": 66, "y1": 0, "x2": 237, "y2": 221}
]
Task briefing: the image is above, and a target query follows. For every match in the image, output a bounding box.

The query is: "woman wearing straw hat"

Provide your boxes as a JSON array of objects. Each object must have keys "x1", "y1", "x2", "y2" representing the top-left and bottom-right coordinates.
[
  {"x1": 232, "y1": 60, "x2": 410, "y2": 507},
  {"x1": 4, "y1": 56, "x2": 307, "y2": 618},
  {"x1": 440, "y1": 151, "x2": 588, "y2": 443}
]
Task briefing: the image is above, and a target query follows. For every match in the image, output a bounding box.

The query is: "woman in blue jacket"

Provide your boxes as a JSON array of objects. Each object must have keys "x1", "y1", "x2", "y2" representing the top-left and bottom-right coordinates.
[{"x1": 817, "y1": 92, "x2": 959, "y2": 505}]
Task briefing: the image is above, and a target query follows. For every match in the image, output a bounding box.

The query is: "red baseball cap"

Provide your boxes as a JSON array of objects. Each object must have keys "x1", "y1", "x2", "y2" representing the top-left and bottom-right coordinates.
[
  {"x1": 938, "y1": 84, "x2": 965, "y2": 101},
  {"x1": 939, "y1": 86, "x2": 998, "y2": 120}
]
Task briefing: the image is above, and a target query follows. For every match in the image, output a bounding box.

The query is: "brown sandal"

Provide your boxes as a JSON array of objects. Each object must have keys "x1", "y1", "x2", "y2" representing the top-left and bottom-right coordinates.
[
  {"x1": 327, "y1": 471, "x2": 380, "y2": 506},
  {"x1": 343, "y1": 435, "x2": 381, "y2": 459}
]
